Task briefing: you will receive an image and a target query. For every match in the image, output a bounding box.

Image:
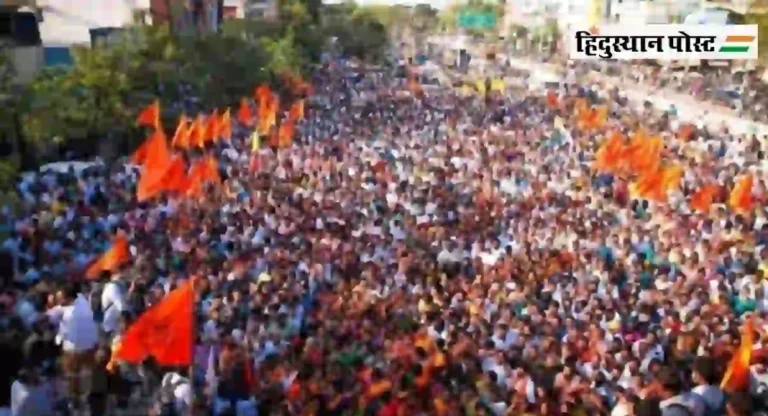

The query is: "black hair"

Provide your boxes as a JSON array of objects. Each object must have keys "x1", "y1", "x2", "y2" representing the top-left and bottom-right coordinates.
[{"x1": 692, "y1": 356, "x2": 717, "y2": 385}]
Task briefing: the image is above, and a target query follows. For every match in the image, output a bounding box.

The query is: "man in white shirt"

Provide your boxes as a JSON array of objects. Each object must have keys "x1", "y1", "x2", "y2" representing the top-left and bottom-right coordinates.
[
  {"x1": 101, "y1": 273, "x2": 128, "y2": 335},
  {"x1": 48, "y1": 286, "x2": 99, "y2": 410}
]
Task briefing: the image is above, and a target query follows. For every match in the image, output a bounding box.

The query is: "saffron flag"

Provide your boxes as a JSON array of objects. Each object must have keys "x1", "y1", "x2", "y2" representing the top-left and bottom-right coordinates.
[
  {"x1": 593, "y1": 131, "x2": 625, "y2": 173},
  {"x1": 185, "y1": 161, "x2": 206, "y2": 198},
  {"x1": 130, "y1": 137, "x2": 151, "y2": 166},
  {"x1": 578, "y1": 105, "x2": 607, "y2": 131},
  {"x1": 132, "y1": 130, "x2": 170, "y2": 169},
  {"x1": 220, "y1": 108, "x2": 232, "y2": 141},
  {"x1": 278, "y1": 120, "x2": 295, "y2": 148},
  {"x1": 204, "y1": 110, "x2": 221, "y2": 144},
  {"x1": 136, "y1": 100, "x2": 161, "y2": 130},
  {"x1": 237, "y1": 98, "x2": 253, "y2": 126},
  {"x1": 721, "y1": 319, "x2": 755, "y2": 392},
  {"x1": 289, "y1": 100, "x2": 305, "y2": 120},
  {"x1": 259, "y1": 96, "x2": 278, "y2": 135},
  {"x1": 109, "y1": 280, "x2": 194, "y2": 368},
  {"x1": 690, "y1": 184, "x2": 718, "y2": 213},
  {"x1": 137, "y1": 155, "x2": 187, "y2": 202},
  {"x1": 574, "y1": 98, "x2": 588, "y2": 116},
  {"x1": 254, "y1": 85, "x2": 271, "y2": 104},
  {"x1": 136, "y1": 131, "x2": 172, "y2": 202},
  {"x1": 186, "y1": 157, "x2": 220, "y2": 198},
  {"x1": 171, "y1": 116, "x2": 190, "y2": 149},
  {"x1": 677, "y1": 123, "x2": 695, "y2": 141},
  {"x1": 660, "y1": 164, "x2": 683, "y2": 192},
  {"x1": 189, "y1": 115, "x2": 206, "y2": 148},
  {"x1": 204, "y1": 156, "x2": 221, "y2": 184},
  {"x1": 85, "y1": 233, "x2": 130, "y2": 279},
  {"x1": 162, "y1": 155, "x2": 189, "y2": 196},
  {"x1": 546, "y1": 90, "x2": 558, "y2": 109},
  {"x1": 626, "y1": 134, "x2": 662, "y2": 175},
  {"x1": 729, "y1": 174, "x2": 754, "y2": 214},
  {"x1": 629, "y1": 168, "x2": 666, "y2": 202}
]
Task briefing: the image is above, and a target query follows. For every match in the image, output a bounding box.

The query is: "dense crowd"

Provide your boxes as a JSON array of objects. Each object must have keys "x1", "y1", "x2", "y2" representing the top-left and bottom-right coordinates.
[{"x1": 1, "y1": 59, "x2": 768, "y2": 416}]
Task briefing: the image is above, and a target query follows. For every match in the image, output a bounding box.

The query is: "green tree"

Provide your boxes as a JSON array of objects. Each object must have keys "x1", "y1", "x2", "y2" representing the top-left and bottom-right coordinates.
[
  {"x1": 411, "y1": 4, "x2": 439, "y2": 34},
  {"x1": 0, "y1": 53, "x2": 21, "y2": 193},
  {"x1": 746, "y1": 0, "x2": 768, "y2": 62},
  {"x1": 322, "y1": 3, "x2": 389, "y2": 61}
]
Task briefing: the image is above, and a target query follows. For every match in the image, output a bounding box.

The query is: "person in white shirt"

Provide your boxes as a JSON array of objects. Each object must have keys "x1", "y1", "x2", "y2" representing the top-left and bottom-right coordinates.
[
  {"x1": 10, "y1": 369, "x2": 53, "y2": 416},
  {"x1": 101, "y1": 273, "x2": 128, "y2": 335},
  {"x1": 48, "y1": 285, "x2": 99, "y2": 410}
]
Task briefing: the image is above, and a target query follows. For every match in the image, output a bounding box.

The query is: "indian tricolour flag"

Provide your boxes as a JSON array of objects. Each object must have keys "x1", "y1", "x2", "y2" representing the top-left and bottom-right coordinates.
[{"x1": 719, "y1": 35, "x2": 755, "y2": 54}]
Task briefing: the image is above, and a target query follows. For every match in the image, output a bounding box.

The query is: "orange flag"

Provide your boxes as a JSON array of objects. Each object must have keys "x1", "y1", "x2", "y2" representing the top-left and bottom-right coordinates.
[
  {"x1": 546, "y1": 90, "x2": 558, "y2": 109},
  {"x1": 722, "y1": 319, "x2": 755, "y2": 392},
  {"x1": 237, "y1": 98, "x2": 253, "y2": 126},
  {"x1": 189, "y1": 115, "x2": 206, "y2": 148},
  {"x1": 593, "y1": 131, "x2": 625, "y2": 173},
  {"x1": 136, "y1": 100, "x2": 161, "y2": 130},
  {"x1": 630, "y1": 168, "x2": 666, "y2": 202},
  {"x1": 626, "y1": 134, "x2": 662, "y2": 175},
  {"x1": 109, "y1": 280, "x2": 194, "y2": 368},
  {"x1": 690, "y1": 184, "x2": 718, "y2": 213},
  {"x1": 163, "y1": 155, "x2": 189, "y2": 196},
  {"x1": 137, "y1": 155, "x2": 187, "y2": 202},
  {"x1": 259, "y1": 96, "x2": 278, "y2": 135},
  {"x1": 85, "y1": 233, "x2": 130, "y2": 279},
  {"x1": 578, "y1": 105, "x2": 607, "y2": 131},
  {"x1": 255, "y1": 84, "x2": 271, "y2": 103},
  {"x1": 171, "y1": 116, "x2": 190, "y2": 149},
  {"x1": 289, "y1": 100, "x2": 305, "y2": 120},
  {"x1": 186, "y1": 157, "x2": 219, "y2": 197},
  {"x1": 136, "y1": 130, "x2": 172, "y2": 202},
  {"x1": 185, "y1": 162, "x2": 205, "y2": 198},
  {"x1": 130, "y1": 136, "x2": 152, "y2": 166},
  {"x1": 574, "y1": 98, "x2": 588, "y2": 116},
  {"x1": 204, "y1": 110, "x2": 221, "y2": 143},
  {"x1": 660, "y1": 164, "x2": 683, "y2": 192},
  {"x1": 132, "y1": 130, "x2": 170, "y2": 168},
  {"x1": 220, "y1": 108, "x2": 232, "y2": 141},
  {"x1": 203, "y1": 156, "x2": 221, "y2": 183},
  {"x1": 278, "y1": 119, "x2": 295, "y2": 148},
  {"x1": 729, "y1": 174, "x2": 754, "y2": 214},
  {"x1": 677, "y1": 123, "x2": 695, "y2": 141}
]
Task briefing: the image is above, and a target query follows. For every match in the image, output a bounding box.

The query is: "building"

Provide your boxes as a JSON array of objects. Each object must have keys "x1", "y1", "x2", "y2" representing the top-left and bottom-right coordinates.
[
  {"x1": 37, "y1": 0, "x2": 150, "y2": 46},
  {"x1": 223, "y1": 0, "x2": 245, "y2": 19},
  {"x1": 1, "y1": 0, "x2": 44, "y2": 82},
  {"x1": 149, "y1": 0, "x2": 224, "y2": 33},
  {"x1": 245, "y1": 0, "x2": 277, "y2": 20},
  {"x1": 700, "y1": 0, "x2": 754, "y2": 14},
  {"x1": 611, "y1": 0, "x2": 702, "y2": 24}
]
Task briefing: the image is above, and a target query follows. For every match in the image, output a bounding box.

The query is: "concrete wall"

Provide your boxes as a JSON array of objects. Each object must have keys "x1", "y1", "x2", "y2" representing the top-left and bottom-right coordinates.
[{"x1": 37, "y1": 0, "x2": 150, "y2": 46}]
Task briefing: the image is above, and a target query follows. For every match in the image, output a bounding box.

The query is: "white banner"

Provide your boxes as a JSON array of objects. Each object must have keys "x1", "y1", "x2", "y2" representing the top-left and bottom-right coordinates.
[{"x1": 569, "y1": 24, "x2": 758, "y2": 60}]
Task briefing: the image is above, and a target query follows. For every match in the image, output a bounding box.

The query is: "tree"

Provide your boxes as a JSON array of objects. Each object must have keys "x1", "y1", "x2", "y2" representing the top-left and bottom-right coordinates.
[
  {"x1": 322, "y1": 3, "x2": 389, "y2": 61},
  {"x1": 746, "y1": 0, "x2": 768, "y2": 62},
  {"x1": 0, "y1": 53, "x2": 21, "y2": 192},
  {"x1": 411, "y1": 4, "x2": 439, "y2": 34},
  {"x1": 17, "y1": 22, "x2": 285, "y2": 160}
]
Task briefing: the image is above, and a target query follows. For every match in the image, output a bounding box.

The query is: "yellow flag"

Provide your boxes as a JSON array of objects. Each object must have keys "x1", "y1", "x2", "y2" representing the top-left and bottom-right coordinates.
[
  {"x1": 475, "y1": 80, "x2": 486, "y2": 94},
  {"x1": 250, "y1": 130, "x2": 260, "y2": 152}
]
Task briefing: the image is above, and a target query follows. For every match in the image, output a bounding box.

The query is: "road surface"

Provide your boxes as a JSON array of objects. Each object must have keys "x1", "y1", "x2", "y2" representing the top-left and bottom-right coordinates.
[{"x1": 506, "y1": 57, "x2": 768, "y2": 137}]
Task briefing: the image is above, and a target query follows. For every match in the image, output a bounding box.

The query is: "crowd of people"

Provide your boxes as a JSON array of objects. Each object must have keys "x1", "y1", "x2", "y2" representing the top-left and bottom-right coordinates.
[{"x1": 1, "y1": 57, "x2": 768, "y2": 416}]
